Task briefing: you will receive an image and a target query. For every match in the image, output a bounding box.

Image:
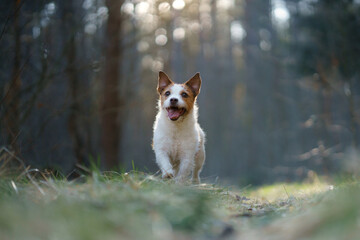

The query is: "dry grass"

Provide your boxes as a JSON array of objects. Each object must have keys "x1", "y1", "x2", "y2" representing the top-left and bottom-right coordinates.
[{"x1": 0, "y1": 155, "x2": 359, "y2": 240}]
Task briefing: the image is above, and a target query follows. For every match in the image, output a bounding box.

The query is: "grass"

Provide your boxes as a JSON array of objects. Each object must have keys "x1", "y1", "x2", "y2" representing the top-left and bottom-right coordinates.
[
  {"x1": 0, "y1": 172, "x2": 218, "y2": 239},
  {"x1": 0, "y1": 164, "x2": 359, "y2": 239}
]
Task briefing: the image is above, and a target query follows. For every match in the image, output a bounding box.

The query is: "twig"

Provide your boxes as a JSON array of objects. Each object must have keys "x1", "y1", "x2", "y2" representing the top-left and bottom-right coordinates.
[
  {"x1": 0, "y1": 54, "x2": 31, "y2": 107},
  {"x1": 0, "y1": 0, "x2": 27, "y2": 43},
  {"x1": 283, "y1": 185, "x2": 290, "y2": 199},
  {"x1": 25, "y1": 169, "x2": 45, "y2": 196},
  {"x1": 0, "y1": 147, "x2": 46, "y2": 195},
  {"x1": 11, "y1": 180, "x2": 19, "y2": 194},
  {"x1": 0, "y1": 146, "x2": 26, "y2": 168}
]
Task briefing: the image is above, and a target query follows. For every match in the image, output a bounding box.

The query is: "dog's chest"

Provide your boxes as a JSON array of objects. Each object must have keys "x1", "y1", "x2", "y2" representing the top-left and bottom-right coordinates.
[
  {"x1": 153, "y1": 109, "x2": 200, "y2": 159},
  {"x1": 168, "y1": 126, "x2": 196, "y2": 148},
  {"x1": 158, "y1": 123, "x2": 198, "y2": 157}
]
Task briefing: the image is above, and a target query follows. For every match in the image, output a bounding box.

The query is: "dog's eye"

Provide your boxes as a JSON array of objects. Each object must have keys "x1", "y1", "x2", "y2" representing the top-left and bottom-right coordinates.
[
  {"x1": 181, "y1": 92, "x2": 188, "y2": 98},
  {"x1": 164, "y1": 91, "x2": 170, "y2": 96}
]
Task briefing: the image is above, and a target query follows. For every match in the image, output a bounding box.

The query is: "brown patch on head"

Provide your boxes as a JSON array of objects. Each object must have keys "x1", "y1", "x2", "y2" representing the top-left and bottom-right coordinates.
[
  {"x1": 184, "y1": 73, "x2": 201, "y2": 97},
  {"x1": 160, "y1": 84, "x2": 173, "y2": 106},
  {"x1": 179, "y1": 72, "x2": 201, "y2": 115},
  {"x1": 179, "y1": 84, "x2": 197, "y2": 114},
  {"x1": 157, "y1": 71, "x2": 173, "y2": 94}
]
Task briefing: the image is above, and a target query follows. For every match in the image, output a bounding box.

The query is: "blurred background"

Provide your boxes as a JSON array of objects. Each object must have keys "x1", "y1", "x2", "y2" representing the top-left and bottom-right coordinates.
[{"x1": 1, "y1": 0, "x2": 360, "y2": 184}]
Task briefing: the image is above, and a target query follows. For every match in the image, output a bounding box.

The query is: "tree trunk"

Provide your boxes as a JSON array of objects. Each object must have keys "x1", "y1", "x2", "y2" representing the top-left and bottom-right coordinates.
[
  {"x1": 3, "y1": 0, "x2": 21, "y2": 153},
  {"x1": 101, "y1": 0, "x2": 124, "y2": 169},
  {"x1": 243, "y1": 0, "x2": 273, "y2": 183},
  {"x1": 348, "y1": 80, "x2": 358, "y2": 147},
  {"x1": 62, "y1": 2, "x2": 87, "y2": 168}
]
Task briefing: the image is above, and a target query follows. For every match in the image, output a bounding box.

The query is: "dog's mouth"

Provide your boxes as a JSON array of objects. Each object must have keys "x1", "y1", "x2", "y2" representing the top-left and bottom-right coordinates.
[{"x1": 166, "y1": 107, "x2": 186, "y2": 121}]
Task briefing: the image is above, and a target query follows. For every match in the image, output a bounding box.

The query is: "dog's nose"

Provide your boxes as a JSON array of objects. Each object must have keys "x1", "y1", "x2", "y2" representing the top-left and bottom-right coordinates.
[{"x1": 170, "y1": 98, "x2": 178, "y2": 104}]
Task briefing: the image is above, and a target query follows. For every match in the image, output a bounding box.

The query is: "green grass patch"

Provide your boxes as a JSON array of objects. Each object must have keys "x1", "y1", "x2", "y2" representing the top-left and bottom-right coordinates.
[
  {"x1": 0, "y1": 170, "x2": 359, "y2": 240},
  {"x1": 0, "y1": 172, "x2": 220, "y2": 239}
]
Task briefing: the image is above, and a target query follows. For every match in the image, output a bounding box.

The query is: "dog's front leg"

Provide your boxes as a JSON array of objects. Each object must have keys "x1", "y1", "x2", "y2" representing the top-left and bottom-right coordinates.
[{"x1": 155, "y1": 151, "x2": 174, "y2": 179}]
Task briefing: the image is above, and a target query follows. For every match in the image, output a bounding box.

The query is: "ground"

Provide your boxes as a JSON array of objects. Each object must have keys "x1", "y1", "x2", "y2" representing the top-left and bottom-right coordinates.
[{"x1": 0, "y1": 169, "x2": 359, "y2": 240}]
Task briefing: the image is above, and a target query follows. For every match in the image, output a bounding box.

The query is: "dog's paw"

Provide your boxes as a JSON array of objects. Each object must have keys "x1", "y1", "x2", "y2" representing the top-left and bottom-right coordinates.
[
  {"x1": 162, "y1": 173, "x2": 174, "y2": 179},
  {"x1": 174, "y1": 176, "x2": 189, "y2": 184},
  {"x1": 191, "y1": 178, "x2": 200, "y2": 185}
]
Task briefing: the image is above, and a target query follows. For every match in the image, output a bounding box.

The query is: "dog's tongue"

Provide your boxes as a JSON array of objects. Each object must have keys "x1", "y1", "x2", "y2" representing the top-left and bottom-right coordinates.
[{"x1": 167, "y1": 108, "x2": 183, "y2": 120}]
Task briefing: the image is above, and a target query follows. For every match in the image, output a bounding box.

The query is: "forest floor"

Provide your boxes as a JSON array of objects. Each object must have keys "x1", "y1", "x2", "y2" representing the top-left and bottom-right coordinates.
[{"x1": 0, "y1": 169, "x2": 359, "y2": 240}]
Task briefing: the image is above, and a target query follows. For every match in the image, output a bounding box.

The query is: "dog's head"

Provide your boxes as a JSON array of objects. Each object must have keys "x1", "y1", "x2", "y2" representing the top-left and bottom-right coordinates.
[{"x1": 157, "y1": 71, "x2": 201, "y2": 121}]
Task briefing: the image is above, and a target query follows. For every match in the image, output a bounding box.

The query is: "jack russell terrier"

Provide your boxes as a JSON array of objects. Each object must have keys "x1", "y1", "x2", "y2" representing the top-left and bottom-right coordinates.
[{"x1": 152, "y1": 71, "x2": 206, "y2": 183}]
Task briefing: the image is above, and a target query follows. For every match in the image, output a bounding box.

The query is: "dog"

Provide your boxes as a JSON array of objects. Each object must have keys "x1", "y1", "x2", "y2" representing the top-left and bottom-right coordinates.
[{"x1": 152, "y1": 71, "x2": 206, "y2": 183}]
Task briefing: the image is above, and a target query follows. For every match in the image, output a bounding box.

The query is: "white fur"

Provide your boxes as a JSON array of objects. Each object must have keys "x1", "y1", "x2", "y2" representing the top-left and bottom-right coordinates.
[
  {"x1": 163, "y1": 84, "x2": 186, "y2": 109},
  {"x1": 153, "y1": 84, "x2": 206, "y2": 183}
]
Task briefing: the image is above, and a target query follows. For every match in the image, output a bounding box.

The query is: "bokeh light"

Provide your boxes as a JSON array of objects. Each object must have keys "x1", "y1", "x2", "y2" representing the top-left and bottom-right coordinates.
[{"x1": 172, "y1": 0, "x2": 185, "y2": 10}]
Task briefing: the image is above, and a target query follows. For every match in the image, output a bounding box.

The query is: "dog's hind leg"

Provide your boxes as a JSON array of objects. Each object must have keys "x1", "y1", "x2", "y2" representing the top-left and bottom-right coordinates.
[{"x1": 192, "y1": 143, "x2": 205, "y2": 184}]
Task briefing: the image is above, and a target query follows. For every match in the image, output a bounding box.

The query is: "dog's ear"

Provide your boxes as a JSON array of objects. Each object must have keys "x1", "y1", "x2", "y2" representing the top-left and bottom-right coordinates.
[
  {"x1": 158, "y1": 71, "x2": 173, "y2": 94},
  {"x1": 185, "y1": 73, "x2": 201, "y2": 97}
]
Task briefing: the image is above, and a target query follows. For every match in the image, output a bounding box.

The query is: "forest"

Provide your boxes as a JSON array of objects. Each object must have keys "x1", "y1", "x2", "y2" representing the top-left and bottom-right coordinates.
[
  {"x1": 2, "y1": 0, "x2": 360, "y2": 184},
  {"x1": 1, "y1": 0, "x2": 360, "y2": 239}
]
